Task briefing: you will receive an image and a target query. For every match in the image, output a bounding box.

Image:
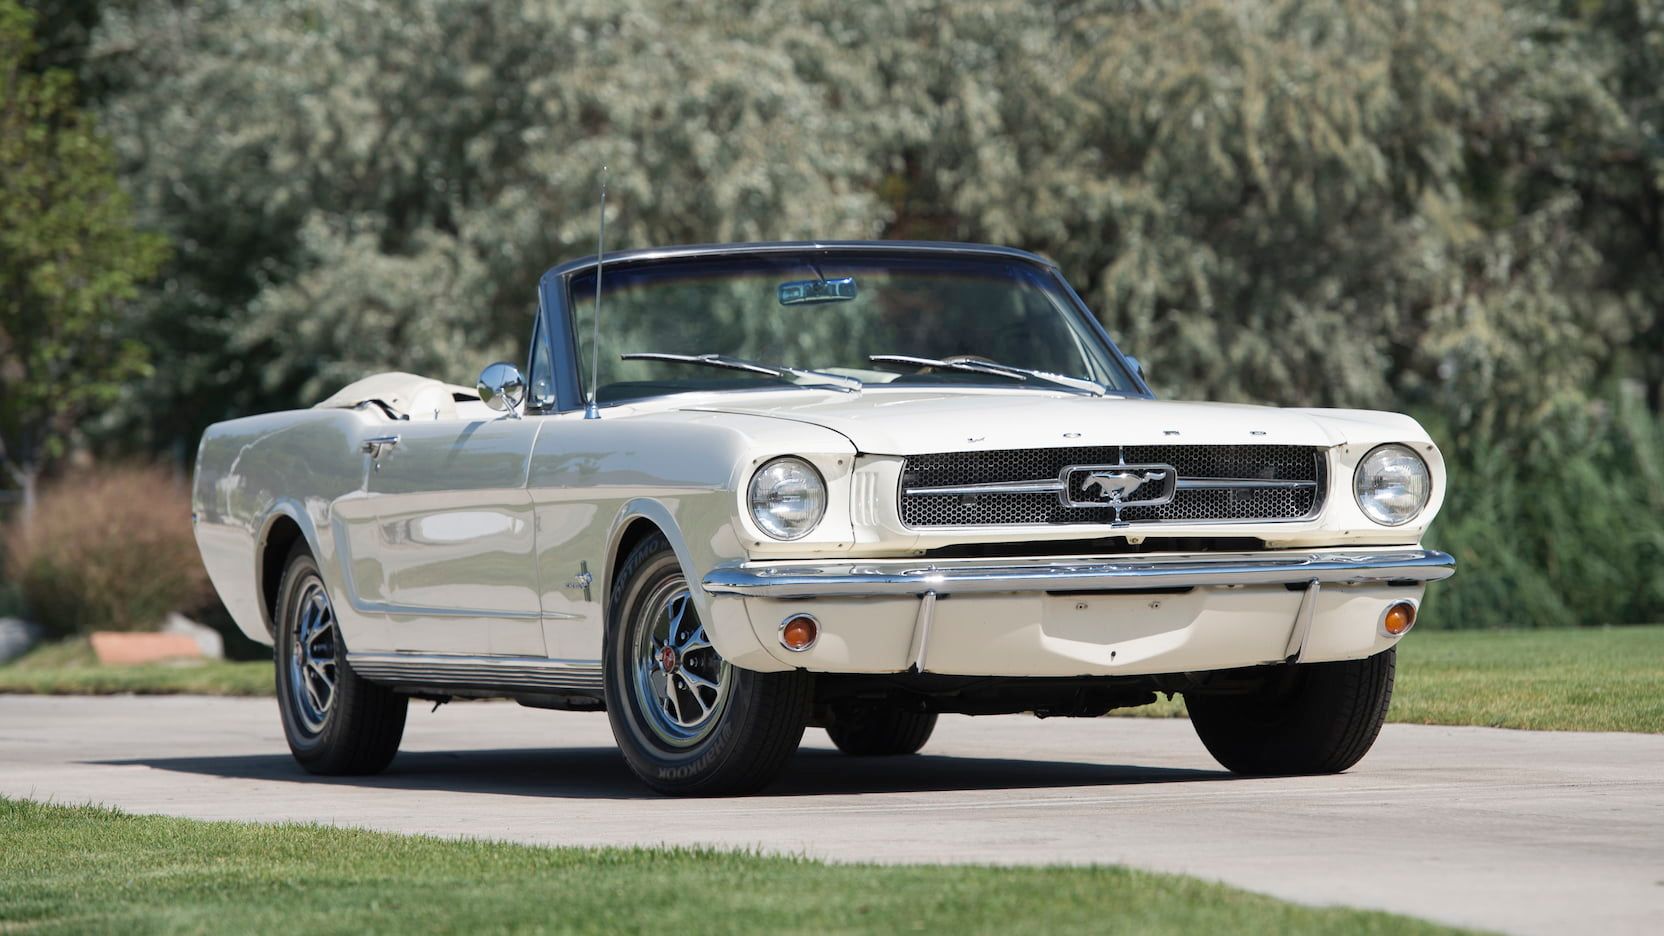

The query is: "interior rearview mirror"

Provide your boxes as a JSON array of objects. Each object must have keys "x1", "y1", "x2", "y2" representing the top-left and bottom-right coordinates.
[
  {"x1": 477, "y1": 362, "x2": 526, "y2": 418},
  {"x1": 778, "y1": 276, "x2": 857, "y2": 305}
]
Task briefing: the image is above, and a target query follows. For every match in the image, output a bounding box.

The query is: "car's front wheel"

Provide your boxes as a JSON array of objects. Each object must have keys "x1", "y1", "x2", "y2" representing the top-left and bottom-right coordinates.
[
  {"x1": 604, "y1": 533, "x2": 811, "y2": 795},
  {"x1": 1185, "y1": 649, "x2": 1395, "y2": 775},
  {"x1": 274, "y1": 543, "x2": 407, "y2": 775}
]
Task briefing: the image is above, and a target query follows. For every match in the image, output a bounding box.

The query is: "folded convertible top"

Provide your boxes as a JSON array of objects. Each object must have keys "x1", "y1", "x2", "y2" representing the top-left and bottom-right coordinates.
[{"x1": 313, "y1": 371, "x2": 479, "y2": 421}]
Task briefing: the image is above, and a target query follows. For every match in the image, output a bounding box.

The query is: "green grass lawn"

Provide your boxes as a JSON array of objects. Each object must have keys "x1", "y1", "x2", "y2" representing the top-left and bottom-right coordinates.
[
  {"x1": 1118, "y1": 625, "x2": 1664, "y2": 733},
  {"x1": 0, "y1": 637, "x2": 271, "y2": 697},
  {"x1": 0, "y1": 797, "x2": 1469, "y2": 935},
  {"x1": 1389, "y1": 626, "x2": 1664, "y2": 732},
  {"x1": 3, "y1": 627, "x2": 1659, "y2": 733}
]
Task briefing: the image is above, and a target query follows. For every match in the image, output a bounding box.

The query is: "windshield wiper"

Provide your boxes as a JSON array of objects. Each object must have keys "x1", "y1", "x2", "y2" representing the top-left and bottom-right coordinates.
[
  {"x1": 869, "y1": 354, "x2": 1107, "y2": 397},
  {"x1": 621, "y1": 352, "x2": 862, "y2": 392}
]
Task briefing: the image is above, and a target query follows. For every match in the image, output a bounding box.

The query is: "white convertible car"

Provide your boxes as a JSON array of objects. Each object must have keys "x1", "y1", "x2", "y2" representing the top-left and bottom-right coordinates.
[{"x1": 192, "y1": 241, "x2": 1454, "y2": 795}]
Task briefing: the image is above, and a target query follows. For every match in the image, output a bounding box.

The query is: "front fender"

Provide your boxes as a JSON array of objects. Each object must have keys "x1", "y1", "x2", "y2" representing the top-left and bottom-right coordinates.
[{"x1": 602, "y1": 498, "x2": 789, "y2": 673}]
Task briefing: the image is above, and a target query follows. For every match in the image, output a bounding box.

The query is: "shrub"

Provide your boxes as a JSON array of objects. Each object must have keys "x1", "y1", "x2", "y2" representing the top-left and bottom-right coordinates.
[
  {"x1": 2, "y1": 464, "x2": 211, "y2": 636},
  {"x1": 1422, "y1": 391, "x2": 1664, "y2": 629}
]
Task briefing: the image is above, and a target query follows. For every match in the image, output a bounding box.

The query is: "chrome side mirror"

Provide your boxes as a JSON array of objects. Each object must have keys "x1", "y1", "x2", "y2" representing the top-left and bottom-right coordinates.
[{"x1": 477, "y1": 362, "x2": 526, "y2": 418}]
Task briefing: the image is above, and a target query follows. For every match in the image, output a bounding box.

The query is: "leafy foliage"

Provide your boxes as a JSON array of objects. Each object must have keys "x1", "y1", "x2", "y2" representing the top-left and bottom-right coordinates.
[
  {"x1": 0, "y1": 0, "x2": 165, "y2": 508},
  {"x1": 6, "y1": 0, "x2": 1660, "y2": 627},
  {"x1": 1423, "y1": 391, "x2": 1664, "y2": 629}
]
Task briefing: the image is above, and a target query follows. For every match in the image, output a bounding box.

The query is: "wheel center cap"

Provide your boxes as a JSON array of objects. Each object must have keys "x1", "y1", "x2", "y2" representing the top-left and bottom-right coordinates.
[{"x1": 659, "y1": 646, "x2": 679, "y2": 674}]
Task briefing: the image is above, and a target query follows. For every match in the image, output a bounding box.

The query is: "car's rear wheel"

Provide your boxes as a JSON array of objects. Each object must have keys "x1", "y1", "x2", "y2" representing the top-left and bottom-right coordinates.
[
  {"x1": 604, "y1": 533, "x2": 811, "y2": 795},
  {"x1": 274, "y1": 543, "x2": 407, "y2": 775},
  {"x1": 1185, "y1": 649, "x2": 1395, "y2": 775},
  {"x1": 825, "y1": 705, "x2": 937, "y2": 756}
]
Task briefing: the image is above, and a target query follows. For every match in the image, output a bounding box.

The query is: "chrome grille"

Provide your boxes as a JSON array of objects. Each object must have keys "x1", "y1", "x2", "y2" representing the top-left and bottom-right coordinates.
[{"x1": 900, "y1": 444, "x2": 1324, "y2": 527}]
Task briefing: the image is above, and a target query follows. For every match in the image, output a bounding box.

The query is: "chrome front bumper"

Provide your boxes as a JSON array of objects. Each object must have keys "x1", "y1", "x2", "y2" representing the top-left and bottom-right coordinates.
[{"x1": 701, "y1": 548, "x2": 1455, "y2": 599}]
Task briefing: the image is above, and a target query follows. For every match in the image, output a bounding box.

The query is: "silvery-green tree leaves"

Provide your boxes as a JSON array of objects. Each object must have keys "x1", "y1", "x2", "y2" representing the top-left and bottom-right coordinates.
[
  {"x1": 38, "y1": 0, "x2": 1664, "y2": 625},
  {"x1": 87, "y1": 0, "x2": 885, "y2": 446}
]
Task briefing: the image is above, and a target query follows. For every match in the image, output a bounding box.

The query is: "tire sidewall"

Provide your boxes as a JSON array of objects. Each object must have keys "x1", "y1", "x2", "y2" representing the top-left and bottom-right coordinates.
[
  {"x1": 1188, "y1": 649, "x2": 1395, "y2": 775},
  {"x1": 274, "y1": 551, "x2": 341, "y2": 758},
  {"x1": 604, "y1": 540, "x2": 762, "y2": 786}
]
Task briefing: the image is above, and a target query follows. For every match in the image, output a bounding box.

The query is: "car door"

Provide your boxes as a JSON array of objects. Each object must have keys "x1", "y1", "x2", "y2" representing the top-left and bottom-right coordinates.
[{"x1": 359, "y1": 416, "x2": 546, "y2": 655}]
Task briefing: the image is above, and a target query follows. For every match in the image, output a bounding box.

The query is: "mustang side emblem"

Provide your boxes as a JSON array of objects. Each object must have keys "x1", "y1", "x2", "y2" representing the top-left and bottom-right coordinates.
[
  {"x1": 564, "y1": 562, "x2": 594, "y2": 601},
  {"x1": 1060, "y1": 463, "x2": 1178, "y2": 517}
]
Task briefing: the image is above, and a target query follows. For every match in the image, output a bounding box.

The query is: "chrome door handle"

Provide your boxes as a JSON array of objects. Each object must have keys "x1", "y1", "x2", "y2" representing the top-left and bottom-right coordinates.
[{"x1": 361, "y1": 435, "x2": 400, "y2": 457}]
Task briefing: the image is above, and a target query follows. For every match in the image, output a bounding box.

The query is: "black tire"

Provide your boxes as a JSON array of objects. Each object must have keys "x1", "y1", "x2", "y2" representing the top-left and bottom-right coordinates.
[
  {"x1": 825, "y1": 706, "x2": 937, "y2": 756},
  {"x1": 274, "y1": 543, "x2": 407, "y2": 775},
  {"x1": 604, "y1": 533, "x2": 811, "y2": 795},
  {"x1": 1186, "y1": 649, "x2": 1395, "y2": 776}
]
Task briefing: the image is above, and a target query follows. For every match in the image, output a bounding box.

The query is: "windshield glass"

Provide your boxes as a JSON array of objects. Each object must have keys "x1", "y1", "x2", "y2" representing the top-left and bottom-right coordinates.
[{"x1": 569, "y1": 251, "x2": 1136, "y2": 406}]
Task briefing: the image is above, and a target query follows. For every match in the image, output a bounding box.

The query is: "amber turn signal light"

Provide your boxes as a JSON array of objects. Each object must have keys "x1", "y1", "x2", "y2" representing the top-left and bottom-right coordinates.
[
  {"x1": 778, "y1": 613, "x2": 819, "y2": 652},
  {"x1": 1383, "y1": 602, "x2": 1417, "y2": 636}
]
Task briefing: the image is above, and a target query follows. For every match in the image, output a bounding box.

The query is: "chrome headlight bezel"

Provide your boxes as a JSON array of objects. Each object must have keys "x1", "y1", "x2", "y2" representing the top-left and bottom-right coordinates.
[
  {"x1": 746, "y1": 456, "x2": 828, "y2": 541},
  {"x1": 1353, "y1": 443, "x2": 1432, "y2": 527}
]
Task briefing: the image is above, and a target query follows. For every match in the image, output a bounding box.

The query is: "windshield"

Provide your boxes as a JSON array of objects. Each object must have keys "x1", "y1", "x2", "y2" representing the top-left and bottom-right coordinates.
[{"x1": 569, "y1": 251, "x2": 1137, "y2": 406}]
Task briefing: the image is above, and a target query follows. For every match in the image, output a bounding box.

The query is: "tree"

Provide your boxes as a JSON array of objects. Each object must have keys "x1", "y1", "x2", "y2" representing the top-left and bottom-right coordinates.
[
  {"x1": 86, "y1": 0, "x2": 890, "y2": 452},
  {"x1": 56, "y1": 0, "x2": 1664, "y2": 629},
  {"x1": 0, "y1": 0, "x2": 164, "y2": 519}
]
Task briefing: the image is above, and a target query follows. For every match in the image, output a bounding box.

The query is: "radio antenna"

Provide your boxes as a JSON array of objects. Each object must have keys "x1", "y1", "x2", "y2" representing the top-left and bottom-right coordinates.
[{"x1": 584, "y1": 166, "x2": 608, "y2": 420}]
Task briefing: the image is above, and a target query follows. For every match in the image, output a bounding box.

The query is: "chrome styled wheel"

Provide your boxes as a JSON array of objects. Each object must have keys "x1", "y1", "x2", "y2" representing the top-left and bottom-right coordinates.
[
  {"x1": 604, "y1": 532, "x2": 811, "y2": 795},
  {"x1": 631, "y1": 578, "x2": 731, "y2": 746},
  {"x1": 287, "y1": 578, "x2": 338, "y2": 735}
]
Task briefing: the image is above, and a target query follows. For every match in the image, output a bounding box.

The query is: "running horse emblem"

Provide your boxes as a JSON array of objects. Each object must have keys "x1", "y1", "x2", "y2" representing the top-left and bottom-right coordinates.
[{"x1": 1082, "y1": 469, "x2": 1168, "y2": 502}]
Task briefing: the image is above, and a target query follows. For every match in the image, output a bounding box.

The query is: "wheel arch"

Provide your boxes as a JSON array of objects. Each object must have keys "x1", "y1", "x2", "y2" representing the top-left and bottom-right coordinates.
[
  {"x1": 257, "y1": 504, "x2": 321, "y2": 638},
  {"x1": 608, "y1": 516, "x2": 665, "y2": 602},
  {"x1": 602, "y1": 501, "x2": 698, "y2": 621},
  {"x1": 601, "y1": 498, "x2": 782, "y2": 673}
]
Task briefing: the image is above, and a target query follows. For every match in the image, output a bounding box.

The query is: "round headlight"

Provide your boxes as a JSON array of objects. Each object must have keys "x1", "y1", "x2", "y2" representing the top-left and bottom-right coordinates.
[
  {"x1": 1353, "y1": 444, "x2": 1431, "y2": 526},
  {"x1": 747, "y1": 457, "x2": 827, "y2": 541}
]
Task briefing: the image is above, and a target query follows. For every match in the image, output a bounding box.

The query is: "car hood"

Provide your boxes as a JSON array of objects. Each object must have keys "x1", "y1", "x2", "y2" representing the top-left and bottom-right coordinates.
[{"x1": 685, "y1": 390, "x2": 1428, "y2": 455}]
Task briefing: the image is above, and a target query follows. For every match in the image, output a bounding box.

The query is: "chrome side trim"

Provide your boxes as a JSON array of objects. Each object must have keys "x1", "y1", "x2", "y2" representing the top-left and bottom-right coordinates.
[
  {"x1": 346, "y1": 653, "x2": 604, "y2": 692},
  {"x1": 351, "y1": 602, "x2": 547, "y2": 620},
  {"x1": 702, "y1": 549, "x2": 1455, "y2": 599}
]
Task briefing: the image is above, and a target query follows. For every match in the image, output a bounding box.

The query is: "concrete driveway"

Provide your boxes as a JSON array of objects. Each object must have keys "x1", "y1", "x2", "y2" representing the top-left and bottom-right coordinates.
[{"x1": 1, "y1": 695, "x2": 1660, "y2": 935}]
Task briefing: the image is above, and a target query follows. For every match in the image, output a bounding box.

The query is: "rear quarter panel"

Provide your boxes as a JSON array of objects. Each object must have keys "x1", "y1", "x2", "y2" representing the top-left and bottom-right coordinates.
[{"x1": 192, "y1": 409, "x2": 374, "y2": 646}]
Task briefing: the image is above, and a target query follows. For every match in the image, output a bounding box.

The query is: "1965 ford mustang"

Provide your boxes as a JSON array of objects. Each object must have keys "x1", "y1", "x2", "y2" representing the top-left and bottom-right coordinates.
[{"x1": 192, "y1": 240, "x2": 1454, "y2": 795}]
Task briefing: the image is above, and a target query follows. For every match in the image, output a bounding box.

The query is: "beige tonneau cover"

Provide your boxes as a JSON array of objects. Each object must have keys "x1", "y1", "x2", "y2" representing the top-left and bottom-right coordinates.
[{"x1": 313, "y1": 372, "x2": 478, "y2": 421}]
